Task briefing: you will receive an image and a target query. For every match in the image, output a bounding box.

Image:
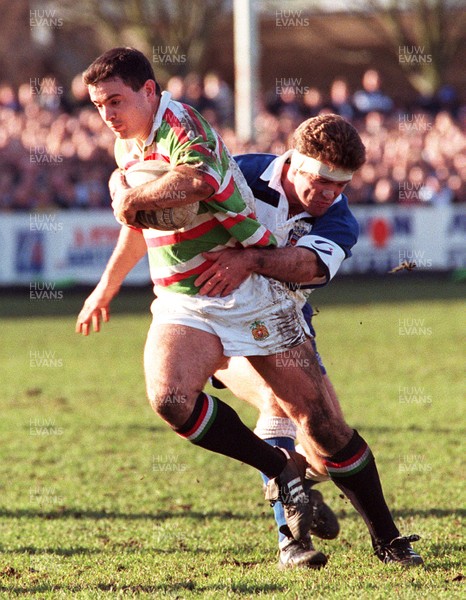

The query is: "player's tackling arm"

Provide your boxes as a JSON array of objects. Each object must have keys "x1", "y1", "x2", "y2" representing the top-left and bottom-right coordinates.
[
  {"x1": 75, "y1": 226, "x2": 147, "y2": 335},
  {"x1": 195, "y1": 247, "x2": 324, "y2": 297}
]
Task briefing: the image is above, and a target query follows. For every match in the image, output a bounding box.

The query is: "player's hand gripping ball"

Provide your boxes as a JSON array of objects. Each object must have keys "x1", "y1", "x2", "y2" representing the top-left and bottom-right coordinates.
[{"x1": 123, "y1": 160, "x2": 199, "y2": 231}]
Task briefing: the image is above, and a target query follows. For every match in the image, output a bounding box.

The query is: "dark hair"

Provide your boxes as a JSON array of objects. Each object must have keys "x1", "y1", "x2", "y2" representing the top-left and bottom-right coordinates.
[
  {"x1": 83, "y1": 47, "x2": 161, "y2": 95},
  {"x1": 293, "y1": 114, "x2": 366, "y2": 172}
]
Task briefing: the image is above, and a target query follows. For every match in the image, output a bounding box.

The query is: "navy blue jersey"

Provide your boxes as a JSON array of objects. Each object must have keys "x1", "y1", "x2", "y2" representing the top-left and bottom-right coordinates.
[
  {"x1": 235, "y1": 152, "x2": 359, "y2": 292},
  {"x1": 233, "y1": 151, "x2": 359, "y2": 374}
]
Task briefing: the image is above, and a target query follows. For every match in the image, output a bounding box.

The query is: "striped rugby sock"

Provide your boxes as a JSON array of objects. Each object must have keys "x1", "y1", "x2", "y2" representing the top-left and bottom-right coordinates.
[
  {"x1": 323, "y1": 429, "x2": 399, "y2": 543},
  {"x1": 175, "y1": 393, "x2": 287, "y2": 478}
]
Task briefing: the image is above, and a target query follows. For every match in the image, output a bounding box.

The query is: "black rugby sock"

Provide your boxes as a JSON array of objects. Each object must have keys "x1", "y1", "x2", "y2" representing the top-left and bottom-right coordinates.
[
  {"x1": 175, "y1": 392, "x2": 287, "y2": 478},
  {"x1": 323, "y1": 429, "x2": 400, "y2": 543}
]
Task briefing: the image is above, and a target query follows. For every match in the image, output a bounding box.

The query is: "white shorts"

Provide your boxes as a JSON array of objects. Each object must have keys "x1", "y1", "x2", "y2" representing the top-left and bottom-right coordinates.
[{"x1": 149, "y1": 274, "x2": 310, "y2": 357}]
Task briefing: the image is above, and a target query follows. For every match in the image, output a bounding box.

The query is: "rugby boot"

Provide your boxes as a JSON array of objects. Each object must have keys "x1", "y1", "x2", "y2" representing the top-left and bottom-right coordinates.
[
  {"x1": 304, "y1": 483, "x2": 340, "y2": 540},
  {"x1": 373, "y1": 534, "x2": 424, "y2": 566},
  {"x1": 278, "y1": 534, "x2": 328, "y2": 569},
  {"x1": 265, "y1": 449, "x2": 313, "y2": 541}
]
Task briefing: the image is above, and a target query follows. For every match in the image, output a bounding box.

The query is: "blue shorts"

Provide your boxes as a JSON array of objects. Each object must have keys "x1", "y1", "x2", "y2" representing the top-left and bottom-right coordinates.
[{"x1": 301, "y1": 303, "x2": 327, "y2": 375}]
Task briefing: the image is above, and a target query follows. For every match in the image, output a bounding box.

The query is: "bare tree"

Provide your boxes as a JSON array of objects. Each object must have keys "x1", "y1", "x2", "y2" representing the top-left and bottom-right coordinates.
[
  {"x1": 354, "y1": 0, "x2": 466, "y2": 96},
  {"x1": 55, "y1": 0, "x2": 230, "y2": 79},
  {"x1": 259, "y1": 0, "x2": 464, "y2": 95}
]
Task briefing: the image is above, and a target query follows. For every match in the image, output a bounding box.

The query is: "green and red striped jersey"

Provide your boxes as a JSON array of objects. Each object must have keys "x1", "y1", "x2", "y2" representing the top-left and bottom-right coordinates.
[{"x1": 115, "y1": 92, "x2": 276, "y2": 295}]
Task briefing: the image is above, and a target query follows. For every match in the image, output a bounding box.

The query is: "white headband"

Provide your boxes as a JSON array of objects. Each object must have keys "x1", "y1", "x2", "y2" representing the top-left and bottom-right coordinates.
[{"x1": 290, "y1": 150, "x2": 354, "y2": 182}]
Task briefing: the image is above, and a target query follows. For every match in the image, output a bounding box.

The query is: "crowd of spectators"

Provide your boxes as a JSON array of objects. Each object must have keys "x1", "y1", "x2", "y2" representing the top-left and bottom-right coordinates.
[{"x1": 0, "y1": 68, "x2": 464, "y2": 212}]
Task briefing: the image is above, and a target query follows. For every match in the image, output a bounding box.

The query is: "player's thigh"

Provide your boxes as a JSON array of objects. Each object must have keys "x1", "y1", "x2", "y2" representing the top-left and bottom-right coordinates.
[
  {"x1": 249, "y1": 340, "x2": 349, "y2": 430},
  {"x1": 144, "y1": 323, "x2": 226, "y2": 423},
  {"x1": 214, "y1": 357, "x2": 288, "y2": 417},
  {"x1": 249, "y1": 340, "x2": 324, "y2": 400},
  {"x1": 250, "y1": 343, "x2": 352, "y2": 453}
]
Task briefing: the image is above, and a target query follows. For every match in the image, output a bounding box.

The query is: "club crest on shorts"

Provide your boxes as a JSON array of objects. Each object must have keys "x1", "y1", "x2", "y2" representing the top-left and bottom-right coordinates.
[{"x1": 250, "y1": 320, "x2": 270, "y2": 341}]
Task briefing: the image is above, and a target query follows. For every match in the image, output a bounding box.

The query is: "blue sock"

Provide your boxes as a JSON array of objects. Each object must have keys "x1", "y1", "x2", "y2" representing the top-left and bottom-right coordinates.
[{"x1": 260, "y1": 436, "x2": 295, "y2": 543}]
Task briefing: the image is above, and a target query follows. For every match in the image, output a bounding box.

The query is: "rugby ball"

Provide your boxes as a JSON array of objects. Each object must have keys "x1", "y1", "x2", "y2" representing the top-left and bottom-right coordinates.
[{"x1": 124, "y1": 160, "x2": 199, "y2": 231}]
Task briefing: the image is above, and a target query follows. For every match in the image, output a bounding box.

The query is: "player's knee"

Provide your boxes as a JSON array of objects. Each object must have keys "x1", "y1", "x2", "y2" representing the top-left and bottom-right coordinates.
[
  {"x1": 301, "y1": 407, "x2": 352, "y2": 455},
  {"x1": 147, "y1": 385, "x2": 193, "y2": 427},
  {"x1": 313, "y1": 425, "x2": 351, "y2": 455}
]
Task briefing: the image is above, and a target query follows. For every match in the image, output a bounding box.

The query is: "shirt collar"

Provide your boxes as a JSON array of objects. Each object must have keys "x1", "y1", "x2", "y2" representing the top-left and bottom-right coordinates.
[
  {"x1": 143, "y1": 91, "x2": 172, "y2": 148},
  {"x1": 260, "y1": 149, "x2": 294, "y2": 195}
]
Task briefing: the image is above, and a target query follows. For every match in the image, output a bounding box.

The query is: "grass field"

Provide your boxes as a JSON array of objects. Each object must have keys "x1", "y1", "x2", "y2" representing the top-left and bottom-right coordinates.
[{"x1": 0, "y1": 276, "x2": 464, "y2": 598}]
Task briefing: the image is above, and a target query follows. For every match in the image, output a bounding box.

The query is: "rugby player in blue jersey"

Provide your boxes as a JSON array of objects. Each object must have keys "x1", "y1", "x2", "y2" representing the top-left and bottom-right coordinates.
[{"x1": 196, "y1": 114, "x2": 424, "y2": 569}]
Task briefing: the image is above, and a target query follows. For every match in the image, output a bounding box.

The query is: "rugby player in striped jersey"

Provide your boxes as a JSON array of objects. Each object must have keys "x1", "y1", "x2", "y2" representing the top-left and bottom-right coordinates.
[{"x1": 77, "y1": 47, "x2": 328, "y2": 549}]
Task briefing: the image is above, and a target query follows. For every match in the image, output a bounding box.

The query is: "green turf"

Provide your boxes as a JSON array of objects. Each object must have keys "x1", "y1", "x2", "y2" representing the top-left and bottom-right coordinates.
[{"x1": 0, "y1": 278, "x2": 464, "y2": 598}]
